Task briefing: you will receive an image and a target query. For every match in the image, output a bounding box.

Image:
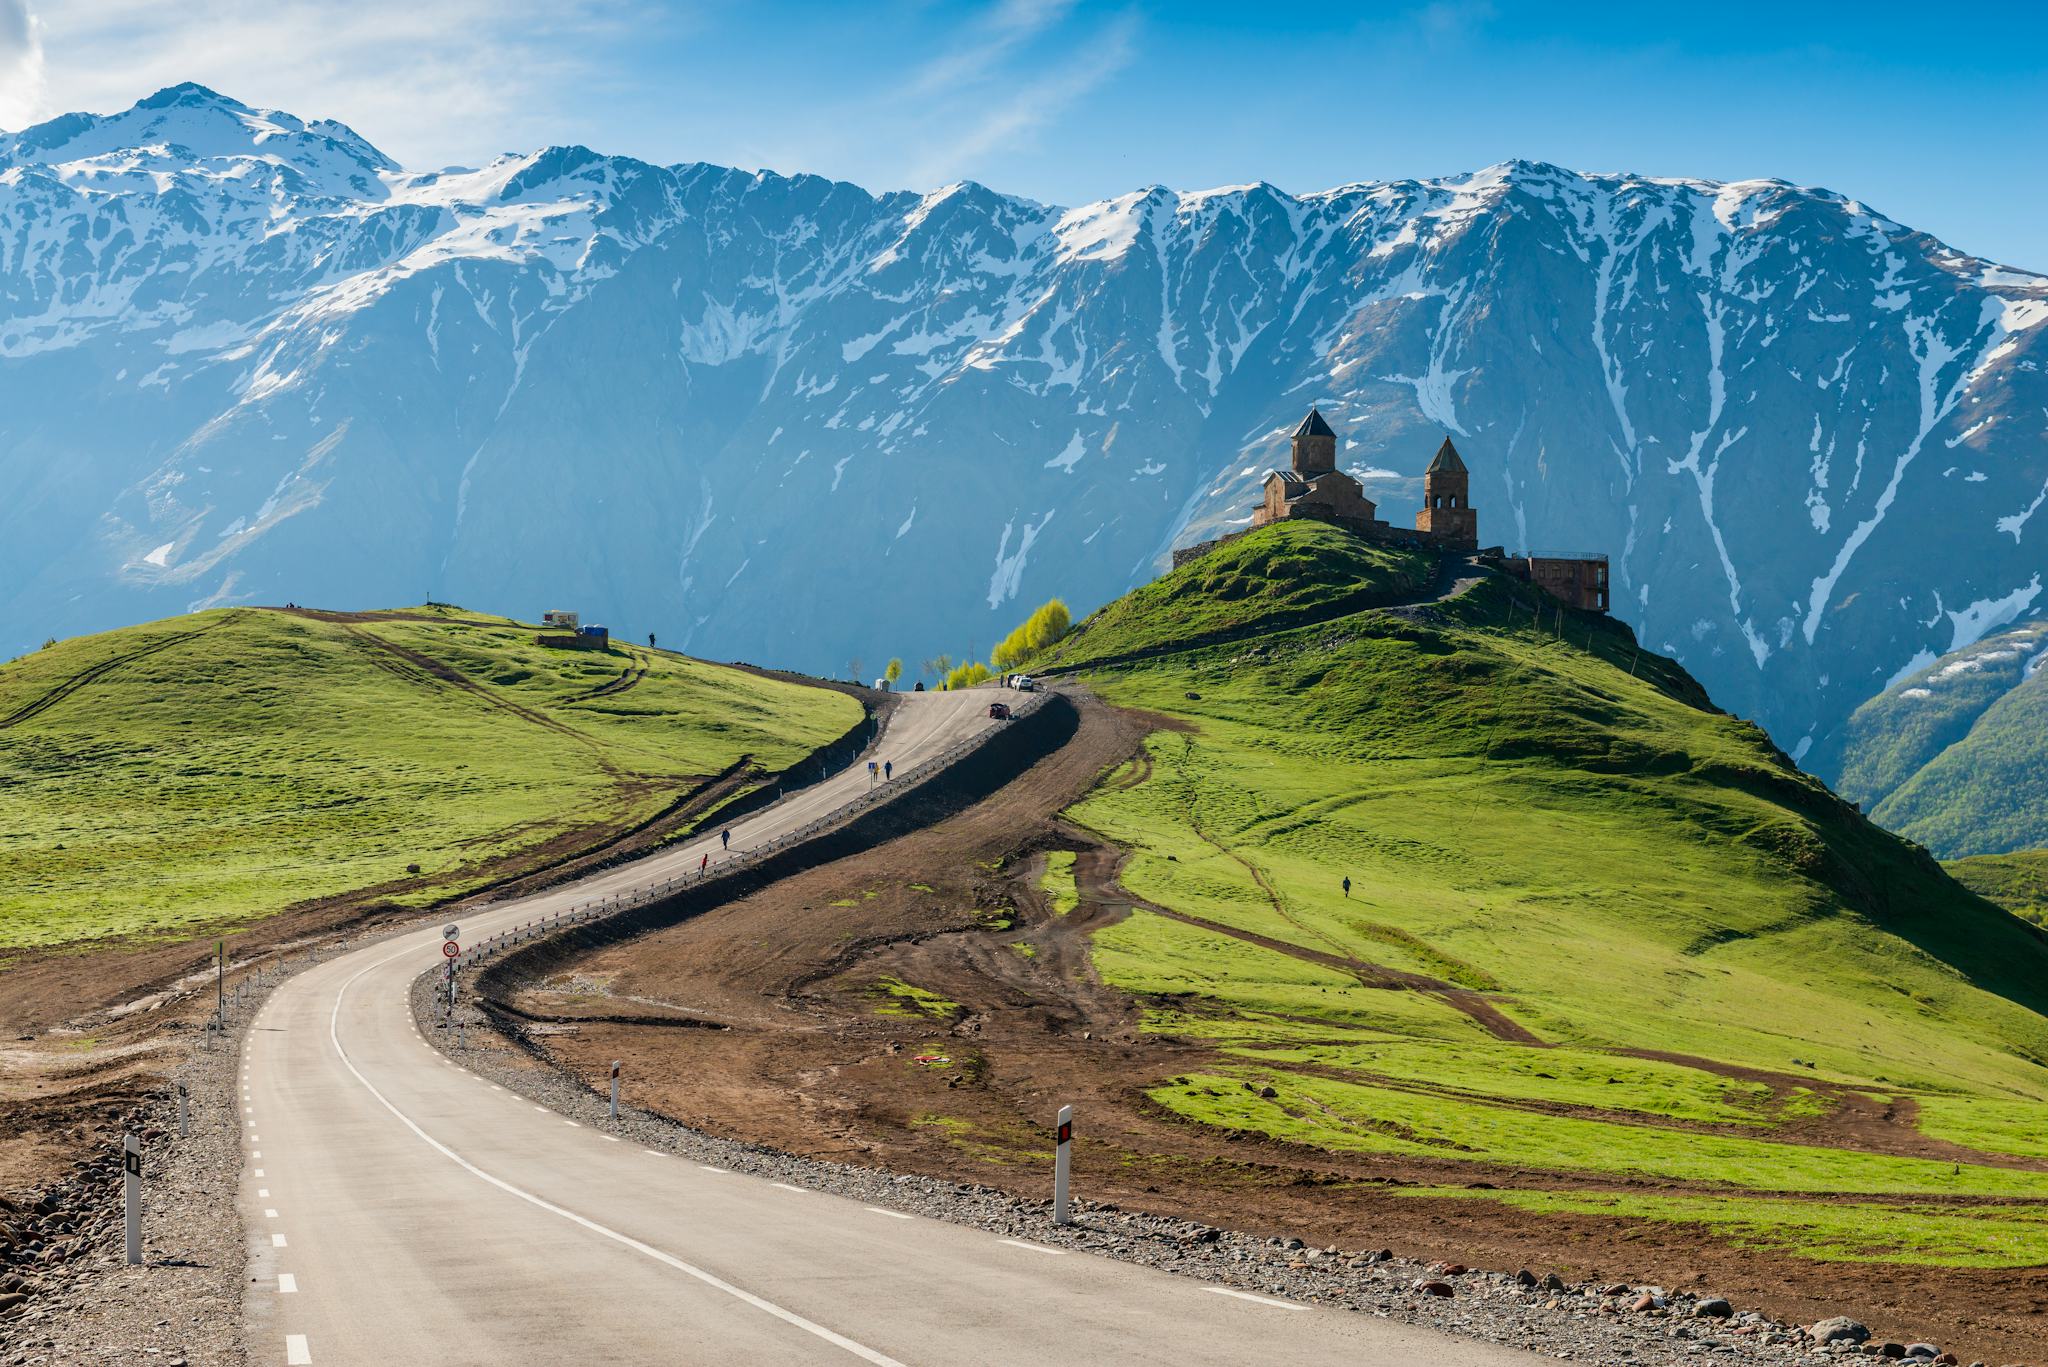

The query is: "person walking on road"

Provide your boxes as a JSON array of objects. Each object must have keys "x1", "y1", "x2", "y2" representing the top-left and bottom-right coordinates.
[
  {"x1": 883, "y1": 760, "x2": 892, "y2": 781},
  {"x1": 700, "y1": 852, "x2": 709, "y2": 873},
  {"x1": 720, "y1": 828, "x2": 731, "y2": 851}
]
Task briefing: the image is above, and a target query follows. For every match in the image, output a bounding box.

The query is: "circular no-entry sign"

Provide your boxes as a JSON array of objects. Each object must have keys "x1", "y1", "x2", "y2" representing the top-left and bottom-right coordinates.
[{"x1": 442, "y1": 941, "x2": 460, "y2": 958}]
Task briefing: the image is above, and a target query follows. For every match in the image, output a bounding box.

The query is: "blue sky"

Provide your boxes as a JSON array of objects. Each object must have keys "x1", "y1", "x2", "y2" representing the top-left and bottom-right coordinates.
[{"x1": 3, "y1": 0, "x2": 2043, "y2": 268}]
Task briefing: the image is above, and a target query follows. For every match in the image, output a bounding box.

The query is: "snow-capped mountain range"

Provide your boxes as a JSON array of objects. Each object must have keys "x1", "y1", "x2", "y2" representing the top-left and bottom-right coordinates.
[{"x1": 3, "y1": 83, "x2": 2046, "y2": 773}]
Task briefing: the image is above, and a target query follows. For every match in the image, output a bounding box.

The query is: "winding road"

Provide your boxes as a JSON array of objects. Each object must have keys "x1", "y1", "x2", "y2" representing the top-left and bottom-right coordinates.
[{"x1": 235, "y1": 687, "x2": 1537, "y2": 1365}]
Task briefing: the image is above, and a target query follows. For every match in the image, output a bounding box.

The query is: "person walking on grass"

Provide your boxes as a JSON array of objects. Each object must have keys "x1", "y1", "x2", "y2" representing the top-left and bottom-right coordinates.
[{"x1": 1342, "y1": 876, "x2": 1351, "y2": 898}]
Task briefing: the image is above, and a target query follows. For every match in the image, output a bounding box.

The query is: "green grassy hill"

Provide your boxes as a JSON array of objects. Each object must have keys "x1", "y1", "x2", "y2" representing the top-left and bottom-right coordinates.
[
  {"x1": 1031, "y1": 521, "x2": 1435, "y2": 670},
  {"x1": 0, "y1": 606, "x2": 861, "y2": 953},
  {"x1": 1833, "y1": 620, "x2": 2048, "y2": 857},
  {"x1": 1059, "y1": 524, "x2": 2048, "y2": 1269}
]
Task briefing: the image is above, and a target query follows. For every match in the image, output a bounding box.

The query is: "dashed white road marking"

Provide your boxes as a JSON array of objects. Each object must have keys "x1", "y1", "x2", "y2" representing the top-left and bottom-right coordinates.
[
  {"x1": 259, "y1": 1188, "x2": 270, "y2": 1198},
  {"x1": 599, "y1": 1134, "x2": 619, "y2": 1143},
  {"x1": 489, "y1": 1085, "x2": 501, "y2": 1092},
  {"x1": 265, "y1": 1209, "x2": 279, "y2": 1219},
  {"x1": 286, "y1": 1332, "x2": 312, "y2": 1364},
  {"x1": 563, "y1": 1120, "x2": 580, "y2": 1129},
  {"x1": 277, "y1": 1273, "x2": 297, "y2": 1293},
  {"x1": 271, "y1": 1233, "x2": 288, "y2": 1248},
  {"x1": 253, "y1": 1151, "x2": 262, "y2": 1159},
  {"x1": 770, "y1": 1183, "x2": 806, "y2": 1194},
  {"x1": 864, "y1": 1207, "x2": 913, "y2": 1221},
  {"x1": 1206, "y1": 1287, "x2": 1306, "y2": 1311},
  {"x1": 999, "y1": 1239, "x2": 1067, "y2": 1256},
  {"x1": 254, "y1": 1169, "x2": 265, "y2": 1178},
  {"x1": 698, "y1": 1165, "x2": 726, "y2": 1173},
  {"x1": 329, "y1": 949, "x2": 907, "y2": 1367},
  {"x1": 533, "y1": 1107, "x2": 548, "y2": 1115}
]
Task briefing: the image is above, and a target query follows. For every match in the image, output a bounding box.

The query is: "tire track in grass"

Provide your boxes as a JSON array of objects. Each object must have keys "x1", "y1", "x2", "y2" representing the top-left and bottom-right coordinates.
[
  {"x1": 0, "y1": 613, "x2": 241, "y2": 730},
  {"x1": 1158, "y1": 736, "x2": 1544, "y2": 1046}
]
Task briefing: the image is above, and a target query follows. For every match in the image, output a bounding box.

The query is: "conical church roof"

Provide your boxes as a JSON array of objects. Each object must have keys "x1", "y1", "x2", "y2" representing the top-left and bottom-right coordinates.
[
  {"x1": 1427, "y1": 436, "x2": 1467, "y2": 474},
  {"x1": 1294, "y1": 408, "x2": 1335, "y2": 439}
]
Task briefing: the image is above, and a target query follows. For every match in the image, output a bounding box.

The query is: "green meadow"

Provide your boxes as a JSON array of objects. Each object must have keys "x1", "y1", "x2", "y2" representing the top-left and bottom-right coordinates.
[
  {"x1": 0, "y1": 606, "x2": 858, "y2": 952},
  {"x1": 1034, "y1": 519, "x2": 1435, "y2": 668},
  {"x1": 1059, "y1": 522, "x2": 2048, "y2": 1266}
]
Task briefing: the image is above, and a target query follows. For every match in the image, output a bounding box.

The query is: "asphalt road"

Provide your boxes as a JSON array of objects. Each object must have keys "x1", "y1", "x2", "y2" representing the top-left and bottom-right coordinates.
[{"x1": 237, "y1": 688, "x2": 1539, "y2": 1365}]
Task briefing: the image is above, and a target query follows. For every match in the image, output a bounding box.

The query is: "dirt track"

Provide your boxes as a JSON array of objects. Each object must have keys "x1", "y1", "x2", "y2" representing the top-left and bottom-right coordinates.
[{"x1": 501, "y1": 690, "x2": 2047, "y2": 1365}]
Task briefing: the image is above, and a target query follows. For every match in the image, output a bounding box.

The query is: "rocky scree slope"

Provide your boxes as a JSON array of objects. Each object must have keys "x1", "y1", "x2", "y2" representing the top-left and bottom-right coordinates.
[{"x1": 3, "y1": 83, "x2": 2046, "y2": 769}]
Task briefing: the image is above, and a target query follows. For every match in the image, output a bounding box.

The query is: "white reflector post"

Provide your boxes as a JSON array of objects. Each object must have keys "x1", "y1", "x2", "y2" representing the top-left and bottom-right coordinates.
[
  {"x1": 609, "y1": 1060, "x2": 622, "y2": 1124},
  {"x1": 123, "y1": 1133, "x2": 142, "y2": 1265},
  {"x1": 1053, "y1": 1105, "x2": 1073, "y2": 1227}
]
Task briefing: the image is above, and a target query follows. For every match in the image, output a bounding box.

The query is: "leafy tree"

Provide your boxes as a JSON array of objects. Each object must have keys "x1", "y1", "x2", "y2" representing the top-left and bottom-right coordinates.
[
  {"x1": 944, "y1": 661, "x2": 993, "y2": 691},
  {"x1": 884, "y1": 657, "x2": 903, "y2": 685},
  {"x1": 990, "y1": 598, "x2": 1073, "y2": 670}
]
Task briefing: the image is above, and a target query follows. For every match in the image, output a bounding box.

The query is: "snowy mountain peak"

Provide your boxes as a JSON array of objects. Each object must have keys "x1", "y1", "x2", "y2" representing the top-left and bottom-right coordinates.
[{"x1": 0, "y1": 83, "x2": 397, "y2": 199}]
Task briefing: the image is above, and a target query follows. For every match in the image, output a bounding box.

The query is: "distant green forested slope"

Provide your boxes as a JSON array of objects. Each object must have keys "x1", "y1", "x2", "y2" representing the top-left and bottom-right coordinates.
[{"x1": 1834, "y1": 621, "x2": 2048, "y2": 857}]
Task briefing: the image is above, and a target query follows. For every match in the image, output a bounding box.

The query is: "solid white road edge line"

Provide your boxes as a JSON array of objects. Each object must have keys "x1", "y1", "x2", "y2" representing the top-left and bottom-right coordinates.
[
  {"x1": 998, "y1": 1239, "x2": 1066, "y2": 1256},
  {"x1": 1206, "y1": 1287, "x2": 1306, "y2": 1311},
  {"x1": 328, "y1": 949, "x2": 906, "y2": 1367}
]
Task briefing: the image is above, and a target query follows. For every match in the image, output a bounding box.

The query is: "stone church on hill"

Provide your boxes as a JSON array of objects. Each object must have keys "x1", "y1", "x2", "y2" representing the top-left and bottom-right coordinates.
[
  {"x1": 1252, "y1": 408, "x2": 1479, "y2": 552},
  {"x1": 1218, "y1": 407, "x2": 1610, "y2": 614}
]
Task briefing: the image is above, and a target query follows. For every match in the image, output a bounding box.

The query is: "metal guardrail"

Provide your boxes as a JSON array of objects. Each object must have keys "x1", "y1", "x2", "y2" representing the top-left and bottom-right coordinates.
[{"x1": 452, "y1": 689, "x2": 1056, "y2": 972}]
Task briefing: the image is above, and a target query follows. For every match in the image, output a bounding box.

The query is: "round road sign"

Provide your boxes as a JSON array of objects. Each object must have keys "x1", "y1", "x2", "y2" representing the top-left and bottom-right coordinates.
[
  {"x1": 441, "y1": 941, "x2": 460, "y2": 958},
  {"x1": 442, "y1": 923, "x2": 460, "y2": 940}
]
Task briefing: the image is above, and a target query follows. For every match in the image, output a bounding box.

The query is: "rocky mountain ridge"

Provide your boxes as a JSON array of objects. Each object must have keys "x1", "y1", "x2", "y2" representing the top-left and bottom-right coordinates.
[{"x1": 3, "y1": 83, "x2": 2045, "y2": 767}]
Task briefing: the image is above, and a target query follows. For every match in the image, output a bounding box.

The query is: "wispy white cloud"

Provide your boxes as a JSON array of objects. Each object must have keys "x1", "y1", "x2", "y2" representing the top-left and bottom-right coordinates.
[
  {"x1": 2, "y1": 0, "x2": 660, "y2": 167},
  {"x1": 0, "y1": 0, "x2": 45, "y2": 130},
  {"x1": 902, "y1": 0, "x2": 1076, "y2": 100},
  {"x1": 905, "y1": 8, "x2": 1137, "y2": 189}
]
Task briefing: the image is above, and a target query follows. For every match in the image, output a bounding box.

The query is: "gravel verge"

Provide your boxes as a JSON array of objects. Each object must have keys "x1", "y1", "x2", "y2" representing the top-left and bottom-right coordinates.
[
  {"x1": 0, "y1": 931, "x2": 425, "y2": 1367},
  {"x1": 0, "y1": 1025, "x2": 247, "y2": 1366},
  {"x1": 410, "y1": 975, "x2": 1994, "y2": 1367}
]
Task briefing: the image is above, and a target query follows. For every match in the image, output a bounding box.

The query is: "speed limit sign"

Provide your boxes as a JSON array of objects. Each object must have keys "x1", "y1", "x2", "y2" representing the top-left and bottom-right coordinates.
[{"x1": 442, "y1": 941, "x2": 460, "y2": 958}]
